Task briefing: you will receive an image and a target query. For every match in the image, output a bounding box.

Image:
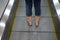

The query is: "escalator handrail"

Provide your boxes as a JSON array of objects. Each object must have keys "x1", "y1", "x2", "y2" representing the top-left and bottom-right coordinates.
[
  {"x1": 53, "y1": 0, "x2": 60, "y2": 21},
  {"x1": 0, "y1": 0, "x2": 10, "y2": 21}
]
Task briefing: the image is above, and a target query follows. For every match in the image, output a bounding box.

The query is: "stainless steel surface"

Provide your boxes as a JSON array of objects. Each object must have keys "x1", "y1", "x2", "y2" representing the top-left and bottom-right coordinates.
[
  {"x1": 0, "y1": 0, "x2": 8, "y2": 19},
  {"x1": 11, "y1": 0, "x2": 56, "y2": 40},
  {"x1": 53, "y1": 0, "x2": 60, "y2": 20},
  {"x1": 0, "y1": 0, "x2": 15, "y2": 40}
]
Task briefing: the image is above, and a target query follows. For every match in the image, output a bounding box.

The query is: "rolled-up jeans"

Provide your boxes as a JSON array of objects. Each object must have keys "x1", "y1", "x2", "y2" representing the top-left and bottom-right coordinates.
[{"x1": 25, "y1": 0, "x2": 41, "y2": 16}]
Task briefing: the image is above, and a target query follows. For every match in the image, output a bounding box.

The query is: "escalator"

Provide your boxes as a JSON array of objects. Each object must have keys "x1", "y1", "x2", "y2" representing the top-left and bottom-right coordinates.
[
  {"x1": 9, "y1": 0, "x2": 57, "y2": 40},
  {"x1": 0, "y1": 0, "x2": 9, "y2": 40}
]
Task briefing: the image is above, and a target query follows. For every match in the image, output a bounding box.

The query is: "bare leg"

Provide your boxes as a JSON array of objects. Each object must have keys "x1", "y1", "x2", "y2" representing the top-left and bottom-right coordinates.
[
  {"x1": 35, "y1": 16, "x2": 40, "y2": 27},
  {"x1": 27, "y1": 16, "x2": 32, "y2": 26}
]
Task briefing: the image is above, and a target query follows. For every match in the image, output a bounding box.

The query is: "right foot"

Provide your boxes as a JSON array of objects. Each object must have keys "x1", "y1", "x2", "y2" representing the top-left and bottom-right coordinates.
[{"x1": 27, "y1": 16, "x2": 32, "y2": 26}]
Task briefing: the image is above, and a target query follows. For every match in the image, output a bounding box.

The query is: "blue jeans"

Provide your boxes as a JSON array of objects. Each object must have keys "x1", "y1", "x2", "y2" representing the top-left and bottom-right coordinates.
[{"x1": 25, "y1": 0, "x2": 41, "y2": 16}]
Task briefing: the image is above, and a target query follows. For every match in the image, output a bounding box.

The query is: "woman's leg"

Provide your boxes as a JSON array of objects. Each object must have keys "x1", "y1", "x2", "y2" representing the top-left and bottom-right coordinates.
[
  {"x1": 25, "y1": 0, "x2": 32, "y2": 16},
  {"x1": 34, "y1": 0, "x2": 41, "y2": 16},
  {"x1": 25, "y1": 0, "x2": 32, "y2": 26},
  {"x1": 34, "y1": 0, "x2": 41, "y2": 27}
]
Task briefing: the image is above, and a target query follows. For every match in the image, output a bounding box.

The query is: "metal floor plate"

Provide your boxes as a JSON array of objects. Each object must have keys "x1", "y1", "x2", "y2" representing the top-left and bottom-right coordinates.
[{"x1": 10, "y1": 0, "x2": 56, "y2": 40}]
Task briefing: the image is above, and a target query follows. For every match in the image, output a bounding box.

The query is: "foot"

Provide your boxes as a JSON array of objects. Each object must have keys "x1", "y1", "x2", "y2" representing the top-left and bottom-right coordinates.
[
  {"x1": 27, "y1": 16, "x2": 32, "y2": 26},
  {"x1": 35, "y1": 16, "x2": 40, "y2": 27}
]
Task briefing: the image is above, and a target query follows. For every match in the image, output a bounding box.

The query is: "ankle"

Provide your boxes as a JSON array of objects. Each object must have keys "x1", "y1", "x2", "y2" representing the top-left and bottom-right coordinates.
[
  {"x1": 27, "y1": 16, "x2": 32, "y2": 22},
  {"x1": 35, "y1": 16, "x2": 40, "y2": 22}
]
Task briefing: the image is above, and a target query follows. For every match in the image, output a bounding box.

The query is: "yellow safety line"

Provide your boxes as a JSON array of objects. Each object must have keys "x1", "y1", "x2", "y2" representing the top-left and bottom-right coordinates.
[
  {"x1": 50, "y1": 12, "x2": 58, "y2": 40},
  {"x1": 47, "y1": 0, "x2": 58, "y2": 40},
  {"x1": 9, "y1": 0, "x2": 20, "y2": 40}
]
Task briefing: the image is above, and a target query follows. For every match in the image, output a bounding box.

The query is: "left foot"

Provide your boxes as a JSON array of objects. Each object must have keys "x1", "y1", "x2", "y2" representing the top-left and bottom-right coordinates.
[{"x1": 35, "y1": 16, "x2": 40, "y2": 27}]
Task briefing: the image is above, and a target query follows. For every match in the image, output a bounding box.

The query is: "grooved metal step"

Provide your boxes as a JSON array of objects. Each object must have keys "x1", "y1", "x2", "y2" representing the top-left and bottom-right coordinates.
[{"x1": 10, "y1": 0, "x2": 56, "y2": 40}]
